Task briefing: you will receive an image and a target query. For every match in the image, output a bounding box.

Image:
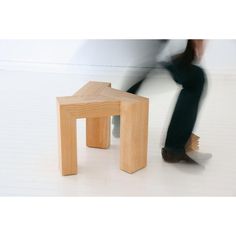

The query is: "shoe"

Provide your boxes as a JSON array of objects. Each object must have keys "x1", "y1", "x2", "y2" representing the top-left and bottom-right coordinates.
[
  {"x1": 187, "y1": 151, "x2": 212, "y2": 160},
  {"x1": 162, "y1": 147, "x2": 197, "y2": 164}
]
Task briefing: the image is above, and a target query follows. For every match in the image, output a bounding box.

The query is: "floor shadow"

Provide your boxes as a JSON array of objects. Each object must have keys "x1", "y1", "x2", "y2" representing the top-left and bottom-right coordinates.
[
  {"x1": 171, "y1": 152, "x2": 213, "y2": 174},
  {"x1": 171, "y1": 160, "x2": 206, "y2": 175}
]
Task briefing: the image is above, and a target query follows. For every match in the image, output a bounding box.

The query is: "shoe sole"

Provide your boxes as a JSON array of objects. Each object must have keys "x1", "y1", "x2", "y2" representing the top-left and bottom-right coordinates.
[{"x1": 162, "y1": 148, "x2": 197, "y2": 164}]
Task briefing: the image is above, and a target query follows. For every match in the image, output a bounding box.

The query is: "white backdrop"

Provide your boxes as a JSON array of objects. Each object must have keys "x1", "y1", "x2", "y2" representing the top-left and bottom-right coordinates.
[{"x1": 0, "y1": 40, "x2": 235, "y2": 74}]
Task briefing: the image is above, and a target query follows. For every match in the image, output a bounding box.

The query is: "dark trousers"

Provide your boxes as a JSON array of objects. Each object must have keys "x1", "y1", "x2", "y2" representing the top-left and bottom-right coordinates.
[{"x1": 126, "y1": 64, "x2": 206, "y2": 152}]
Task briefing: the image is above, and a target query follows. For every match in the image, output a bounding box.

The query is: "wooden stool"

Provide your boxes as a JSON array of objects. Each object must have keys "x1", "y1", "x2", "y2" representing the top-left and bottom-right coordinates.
[{"x1": 57, "y1": 81, "x2": 149, "y2": 176}]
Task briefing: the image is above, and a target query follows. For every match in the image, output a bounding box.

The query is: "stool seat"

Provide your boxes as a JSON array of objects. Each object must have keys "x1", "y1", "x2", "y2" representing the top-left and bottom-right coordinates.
[{"x1": 57, "y1": 81, "x2": 149, "y2": 176}]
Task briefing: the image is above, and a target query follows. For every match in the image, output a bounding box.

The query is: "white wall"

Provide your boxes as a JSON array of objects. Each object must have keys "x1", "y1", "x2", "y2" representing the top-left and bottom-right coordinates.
[
  {"x1": 202, "y1": 40, "x2": 236, "y2": 72},
  {"x1": 0, "y1": 40, "x2": 85, "y2": 64},
  {"x1": 0, "y1": 40, "x2": 168, "y2": 72},
  {"x1": 0, "y1": 40, "x2": 235, "y2": 74}
]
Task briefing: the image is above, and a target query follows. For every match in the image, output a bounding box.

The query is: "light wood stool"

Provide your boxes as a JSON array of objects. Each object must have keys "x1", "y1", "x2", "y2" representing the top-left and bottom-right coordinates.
[{"x1": 57, "y1": 81, "x2": 149, "y2": 176}]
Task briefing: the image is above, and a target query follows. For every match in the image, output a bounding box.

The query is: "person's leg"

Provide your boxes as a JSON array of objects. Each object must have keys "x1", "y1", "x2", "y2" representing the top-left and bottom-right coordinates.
[
  {"x1": 126, "y1": 78, "x2": 145, "y2": 94},
  {"x1": 113, "y1": 40, "x2": 170, "y2": 138},
  {"x1": 120, "y1": 40, "x2": 168, "y2": 92},
  {"x1": 163, "y1": 66, "x2": 206, "y2": 161}
]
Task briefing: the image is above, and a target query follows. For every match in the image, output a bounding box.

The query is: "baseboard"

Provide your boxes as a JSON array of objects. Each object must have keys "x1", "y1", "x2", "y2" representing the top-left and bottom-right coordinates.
[
  {"x1": 0, "y1": 60, "x2": 150, "y2": 77},
  {"x1": 1, "y1": 60, "x2": 236, "y2": 78}
]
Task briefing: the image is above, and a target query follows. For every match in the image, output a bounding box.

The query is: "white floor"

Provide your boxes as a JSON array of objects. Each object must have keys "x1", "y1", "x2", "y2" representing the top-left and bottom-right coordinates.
[{"x1": 0, "y1": 69, "x2": 236, "y2": 196}]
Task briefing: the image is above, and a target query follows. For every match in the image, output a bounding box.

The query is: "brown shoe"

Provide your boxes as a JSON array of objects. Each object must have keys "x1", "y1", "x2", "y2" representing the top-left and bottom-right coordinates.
[{"x1": 162, "y1": 148, "x2": 197, "y2": 164}]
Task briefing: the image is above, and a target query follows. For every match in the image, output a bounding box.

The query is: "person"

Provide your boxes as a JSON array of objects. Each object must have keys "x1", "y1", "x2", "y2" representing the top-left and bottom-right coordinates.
[
  {"x1": 161, "y1": 40, "x2": 207, "y2": 162},
  {"x1": 112, "y1": 40, "x2": 207, "y2": 163},
  {"x1": 112, "y1": 39, "x2": 170, "y2": 137}
]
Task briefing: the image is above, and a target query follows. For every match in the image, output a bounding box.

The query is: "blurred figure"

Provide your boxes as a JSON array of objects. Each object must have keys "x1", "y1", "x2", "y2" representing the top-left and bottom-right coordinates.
[
  {"x1": 161, "y1": 40, "x2": 207, "y2": 163},
  {"x1": 120, "y1": 40, "x2": 169, "y2": 92},
  {"x1": 113, "y1": 40, "x2": 207, "y2": 163},
  {"x1": 112, "y1": 39, "x2": 170, "y2": 137}
]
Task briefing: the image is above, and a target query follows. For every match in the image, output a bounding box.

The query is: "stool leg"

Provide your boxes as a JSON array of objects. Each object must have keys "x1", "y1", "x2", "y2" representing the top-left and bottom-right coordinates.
[
  {"x1": 120, "y1": 100, "x2": 149, "y2": 173},
  {"x1": 58, "y1": 109, "x2": 77, "y2": 176},
  {"x1": 86, "y1": 117, "x2": 110, "y2": 149}
]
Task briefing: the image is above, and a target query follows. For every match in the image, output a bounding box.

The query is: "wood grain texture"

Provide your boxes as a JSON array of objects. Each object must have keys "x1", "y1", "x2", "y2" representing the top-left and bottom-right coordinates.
[
  {"x1": 57, "y1": 103, "x2": 77, "y2": 175},
  {"x1": 120, "y1": 99, "x2": 149, "y2": 173},
  {"x1": 57, "y1": 81, "x2": 149, "y2": 176},
  {"x1": 185, "y1": 133, "x2": 200, "y2": 152},
  {"x1": 73, "y1": 81, "x2": 111, "y2": 97},
  {"x1": 58, "y1": 98, "x2": 120, "y2": 118},
  {"x1": 76, "y1": 82, "x2": 112, "y2": 149},
  {"x1": 86, "y1": 117, "x2": 110, "y2": 149}
]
